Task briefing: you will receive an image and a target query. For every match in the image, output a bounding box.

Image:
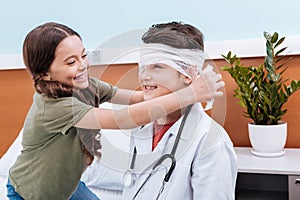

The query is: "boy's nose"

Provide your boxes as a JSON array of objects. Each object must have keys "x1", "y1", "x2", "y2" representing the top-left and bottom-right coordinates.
[{"x1": 139, "y1": 66, "x2": 152, "y2": 80}]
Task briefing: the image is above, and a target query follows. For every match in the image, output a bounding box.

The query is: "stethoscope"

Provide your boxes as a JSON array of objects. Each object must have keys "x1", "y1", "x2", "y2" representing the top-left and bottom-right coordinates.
[{"x1": 122, "y1": 104, "x2": 193, "y2": 200}]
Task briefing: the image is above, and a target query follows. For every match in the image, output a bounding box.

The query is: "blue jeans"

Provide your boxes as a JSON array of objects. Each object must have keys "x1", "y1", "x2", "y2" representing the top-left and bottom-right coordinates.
[
  {"x1": 7, "y1": 178, "x2": 100, "y2": 200},
  {"x1": 6, "y1": 179, "x2": 24, "y2": 200},
  {"x1": 70, "y1": 181, "x2": 100, "y2": 200}
]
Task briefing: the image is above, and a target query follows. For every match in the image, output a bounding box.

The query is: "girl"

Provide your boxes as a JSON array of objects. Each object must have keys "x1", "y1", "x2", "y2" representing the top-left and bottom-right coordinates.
[{"x1": 7, "y1": 22, "x2": 224, "y2": 200}]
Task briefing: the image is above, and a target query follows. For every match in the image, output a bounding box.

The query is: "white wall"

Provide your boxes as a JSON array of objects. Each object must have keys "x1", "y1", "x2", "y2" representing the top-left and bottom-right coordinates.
[{"x1": 1, "y1": 0, "x2": 300, "y2": 68}]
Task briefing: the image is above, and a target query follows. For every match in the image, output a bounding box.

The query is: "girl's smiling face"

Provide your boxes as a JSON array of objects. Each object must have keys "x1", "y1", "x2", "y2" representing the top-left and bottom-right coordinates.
[
  {"x1": 139, "y1": 63, "x2": 190, "y2": 101},
  {"x1": 47, "y1": 35, "x2": 89, "y2": 89}
]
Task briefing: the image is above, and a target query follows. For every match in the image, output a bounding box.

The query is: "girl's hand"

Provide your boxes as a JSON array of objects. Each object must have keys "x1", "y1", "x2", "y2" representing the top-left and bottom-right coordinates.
[{"x1": 189, "y1": 71, "x2": 224, "y2": 102}]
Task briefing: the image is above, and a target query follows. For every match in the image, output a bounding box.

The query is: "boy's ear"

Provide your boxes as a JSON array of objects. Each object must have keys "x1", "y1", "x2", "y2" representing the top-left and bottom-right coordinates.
[{"x1": 183, "y1": 76, "x2": 192, "y2": 85}]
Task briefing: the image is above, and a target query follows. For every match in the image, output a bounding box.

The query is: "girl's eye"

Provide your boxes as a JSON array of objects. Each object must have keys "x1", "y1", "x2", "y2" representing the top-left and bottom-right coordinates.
[{"x1": 67, "y1": 60, "x2": 76, "y2": 65}]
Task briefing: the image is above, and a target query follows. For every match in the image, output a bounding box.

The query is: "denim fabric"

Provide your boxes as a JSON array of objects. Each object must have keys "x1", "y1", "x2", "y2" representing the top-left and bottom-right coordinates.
[
  {"x1": 69, "y1": 181, "x2": 100, "y2": 200},
  {"x1": 6, "y1": 179, "x2": 24, "y2": 200},
  {"x1": 7, "y1": 179, "x2": 99, "y2": 200}
]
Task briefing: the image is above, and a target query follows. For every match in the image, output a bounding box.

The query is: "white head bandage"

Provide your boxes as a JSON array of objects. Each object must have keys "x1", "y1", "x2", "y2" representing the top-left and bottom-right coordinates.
[
  {"x1": 138, "y1": 43, "x2": 214, "y2": 110},
  {"x1": 138, "y1": 43, "x2": 205, "y2": 80}
]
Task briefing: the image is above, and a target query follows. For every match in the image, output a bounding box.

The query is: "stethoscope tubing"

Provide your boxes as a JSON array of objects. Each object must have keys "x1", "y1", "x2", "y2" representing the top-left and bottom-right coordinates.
[{"x1": 130, "y1": 104, "x2": 194, "y2": 199}]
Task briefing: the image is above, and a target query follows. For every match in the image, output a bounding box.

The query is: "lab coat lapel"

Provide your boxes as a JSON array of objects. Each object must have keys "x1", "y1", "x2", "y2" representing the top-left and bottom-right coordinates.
[
  {"x1": 131, "y1": 124, "x2": 163, "y2": 172},
  {"x1": 162, "y1": 104, "x2": 203, "y2": 159},
  {"x1": 130, "y1": 103, "x2": 205, "y2": 173},
  {"x1": 133, "y1": 124, "x2": 153, "y2": 154}
]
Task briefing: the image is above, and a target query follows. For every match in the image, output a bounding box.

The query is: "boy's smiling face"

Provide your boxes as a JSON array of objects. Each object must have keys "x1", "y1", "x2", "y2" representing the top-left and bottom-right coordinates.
[{"x1": 139, "y1": 63, "x2": 190, "y2": 101}]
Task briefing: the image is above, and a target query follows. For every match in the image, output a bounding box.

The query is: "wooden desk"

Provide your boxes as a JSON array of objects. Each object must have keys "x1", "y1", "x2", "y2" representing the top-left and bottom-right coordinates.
[{"x1": 235, "y1": 147, "x2": 300, "y2": 200}]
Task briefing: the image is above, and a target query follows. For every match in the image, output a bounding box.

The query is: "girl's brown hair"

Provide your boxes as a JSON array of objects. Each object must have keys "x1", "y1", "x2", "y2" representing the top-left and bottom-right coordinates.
[{"x1": 23, "y1": 22, "x2": 81, "y2": 98}]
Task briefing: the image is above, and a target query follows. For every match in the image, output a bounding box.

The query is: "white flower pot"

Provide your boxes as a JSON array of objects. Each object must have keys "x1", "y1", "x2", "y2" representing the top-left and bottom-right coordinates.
[{"x1": 248, "y1": 122, "x2": 287, "y2": 157}]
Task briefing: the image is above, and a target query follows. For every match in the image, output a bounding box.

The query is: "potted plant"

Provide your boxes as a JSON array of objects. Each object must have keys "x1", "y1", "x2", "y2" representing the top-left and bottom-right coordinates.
[{"x1": 221, "y1": 32, "x2": 300, "y2": 157}]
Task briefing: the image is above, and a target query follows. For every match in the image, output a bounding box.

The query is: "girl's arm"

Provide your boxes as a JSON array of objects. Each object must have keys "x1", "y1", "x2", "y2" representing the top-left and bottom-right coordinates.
[
  {"x1": 110, "y1": 89, "x2": 144, "y2": 105},
  {"x1": 76, "y1": 71, "x2": 224, "y2": 129}
]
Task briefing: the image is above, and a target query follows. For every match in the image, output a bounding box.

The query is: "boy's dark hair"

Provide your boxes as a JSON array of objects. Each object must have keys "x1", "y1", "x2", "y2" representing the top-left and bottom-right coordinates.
[{"x1": 142, "y1": 21, "x2": 204, "y2": 51}]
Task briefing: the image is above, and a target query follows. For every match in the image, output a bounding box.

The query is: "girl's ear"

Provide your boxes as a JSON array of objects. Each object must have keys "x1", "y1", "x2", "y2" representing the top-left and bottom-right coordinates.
[{"x1": 42, "y1": 73, "x2": 52, "y2": 81}]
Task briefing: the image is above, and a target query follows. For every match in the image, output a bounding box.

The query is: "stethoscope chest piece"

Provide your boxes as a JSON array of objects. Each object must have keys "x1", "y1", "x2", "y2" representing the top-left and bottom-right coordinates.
[
  {"x1": 123, "y1": 146, "x2": 137, "y2": 187},
  {"x1": 123, "y1": 170, "x2": 137, "y2": 187}
]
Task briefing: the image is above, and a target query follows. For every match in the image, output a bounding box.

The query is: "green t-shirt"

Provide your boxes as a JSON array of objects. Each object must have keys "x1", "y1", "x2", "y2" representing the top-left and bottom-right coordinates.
[{"x1": 9, "y1": 78, "x2": 117, "y2": 200}]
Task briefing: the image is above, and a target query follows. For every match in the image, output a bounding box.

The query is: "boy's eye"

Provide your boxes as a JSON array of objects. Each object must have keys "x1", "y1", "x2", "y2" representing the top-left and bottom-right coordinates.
[
  {"x1": 153, "y1": 64, "x2": 162, "y2": 69},
  {"x1": 82, "y1": 54, "x2": 88, "y2": 59}
]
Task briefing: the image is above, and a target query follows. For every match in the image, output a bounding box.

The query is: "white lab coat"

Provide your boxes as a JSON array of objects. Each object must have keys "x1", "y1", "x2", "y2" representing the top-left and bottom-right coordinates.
[{"x1": 122, "y1": 103, "x2": 237, "y2": 200}]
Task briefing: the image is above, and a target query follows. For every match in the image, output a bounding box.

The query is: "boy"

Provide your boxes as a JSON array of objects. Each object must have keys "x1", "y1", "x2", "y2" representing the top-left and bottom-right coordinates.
[{"x1": 82, "y1": 22, "x2": 236, "y2": 200}]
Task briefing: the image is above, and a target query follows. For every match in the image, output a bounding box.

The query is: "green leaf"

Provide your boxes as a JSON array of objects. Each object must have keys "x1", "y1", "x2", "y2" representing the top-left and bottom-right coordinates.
[
  {"x1": 274, "y1": 37, "x2": 285, "y2": 48},
  {"x1": 221, "y1": 31, "x2": 300, "y2": 125},
  {"x1": 271, "y1": 32, "x2": 279, "y2": 43},
  {"x1": 264, "y1": 31, "x2": 271, "y2": 41},
  {"x1": 220, "y1": 66, "x2": 230, "y2": 71},
  {"x1": 290, "y1": 80, "x2": 300, "y2": 92},
  {"x1": 275, "y1": 47, "x2": 287, "y2": 56},
  {"x1": 228, "y1": 51, "x2": 231, "y2": 58}
]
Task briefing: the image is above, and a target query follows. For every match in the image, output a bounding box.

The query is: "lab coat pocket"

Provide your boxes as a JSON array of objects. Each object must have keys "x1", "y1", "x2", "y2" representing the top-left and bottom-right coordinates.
[{"x1": 160, "y1": 161, "x2": 192, "y2": 200}]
